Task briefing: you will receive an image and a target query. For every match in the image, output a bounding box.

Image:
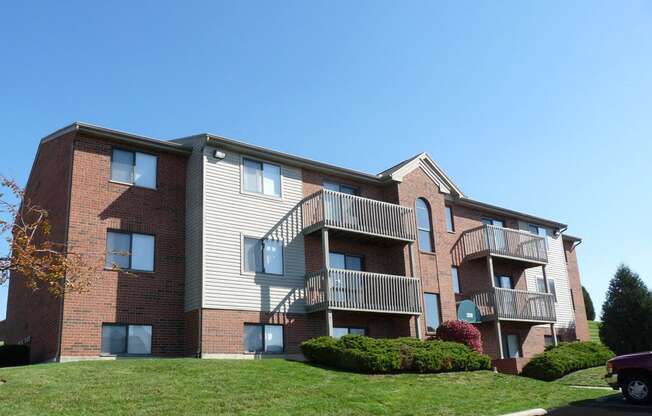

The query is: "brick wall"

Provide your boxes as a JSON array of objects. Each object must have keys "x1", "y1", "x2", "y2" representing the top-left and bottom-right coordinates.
[
  {"x1": 59, "y1": 135, "x2": 188, "y2": 357},
  {"x1": 4, "y1": 133, "x2": 75, "y2": 362},
  {"x1": 563, "y1": 239, "x2": 590, "y2": 341}
]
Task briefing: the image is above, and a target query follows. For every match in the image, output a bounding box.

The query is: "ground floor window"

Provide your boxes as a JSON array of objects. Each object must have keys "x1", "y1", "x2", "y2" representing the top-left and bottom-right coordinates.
[
  {"x1": 243, "y1": 324, "x2": 284, "y2": 353},
  {"x1": 333, "y1": 327, "x2": 366, "y2": 338},
  {"x1": 502, "y1": 334, "x2": 522, "y2": 358},
  {"x1": 424, "y1": 293, "x2": 441, "y2": 333},
  {"x1": 101, "y1": 323, "x2": 152, "y2": 355},
  {"x1": 544, "y1": 335, "x2": 554, "y2": 347}
]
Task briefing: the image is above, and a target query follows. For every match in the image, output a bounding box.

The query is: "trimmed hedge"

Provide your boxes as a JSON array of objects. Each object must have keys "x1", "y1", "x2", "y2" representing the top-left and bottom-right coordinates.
[
  {"x1": 522, "y1": 341, "x2": 615, "y2": 381},
  {"x1": 0, "y1": 345, "x2": 30, "y2": 368},
  {"x1": 301, "y1": 335, "x2": 491, "y2": 374}
]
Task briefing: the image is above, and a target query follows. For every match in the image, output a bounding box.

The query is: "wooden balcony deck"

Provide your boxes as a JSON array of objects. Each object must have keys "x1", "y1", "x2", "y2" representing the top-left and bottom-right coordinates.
[
  {"x1": 305, "y1": 268, "x2": 421, "y2": 315},
  {"x1": 301, "y1": 190, "x2": 417, "y2": 243},
  {"x1": 455, "y1": 224, "x2": 548, "y2": 265},
  {"x1": 469, "y1": 287, "x2": 556, "y2": 323}
]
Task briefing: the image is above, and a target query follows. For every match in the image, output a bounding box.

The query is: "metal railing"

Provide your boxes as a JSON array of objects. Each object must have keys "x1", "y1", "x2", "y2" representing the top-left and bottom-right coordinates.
[
  {"x1": 456, "y1": 224, "x2": 548, "y2": 264},
  {"x1": 470, "y1": 287, "x2": 556, "y2": 322},
  {"x1": 305, "y1": 268, "x2": 421, "y2": 315},
  {"x1": 301, "y1": 189, "x2": 417, "y2": 241}
]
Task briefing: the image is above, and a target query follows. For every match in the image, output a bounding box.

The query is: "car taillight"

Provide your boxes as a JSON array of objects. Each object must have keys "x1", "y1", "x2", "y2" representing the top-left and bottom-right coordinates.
[{"x1": 606, "y1": 362, "x2": 613, "y2": 374}]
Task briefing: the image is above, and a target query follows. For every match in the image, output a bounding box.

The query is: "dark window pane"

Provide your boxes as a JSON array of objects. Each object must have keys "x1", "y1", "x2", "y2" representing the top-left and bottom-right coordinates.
[
  {"x1": 244, "y1": 238, "x2": 263, "y2": 273},
  {"x1": 105, "y1": 232, "x2": 131, "y2": 269},
  {"x1": 451, "y1": 267, "x2": 460, "y2": 294},
  {"x1": 415, "y1": 199, "x2": 431, "y2": 231},
  {"x1": 424, "y1": 293, "x2": 441, "y2": 332},
  {"x1": 329, "y1": 252, "x2": 346, "y2": 269},
  {"x1": 349, "y1": 328, "x2": 365, "y2": 336},
  {"x1": 101, "y1": 325, "x2": 127, "y2": 355},
  {"x1": 345, "y1": 255, "x2": 363, "y2": 271},
  {"x1": 127, "y1": 325, "x2": 152, "y2": 355},
  {"x1": 548, "y1": 280, "x2": 557, "y2": 302},
  {"x1": 340, "y1": 185, "x2": 357, "y2": 195},
  {"x1": 243, "y1": 324, "x2": 263, "y2": 353},
  {"x1": 445, "y1": 206, "x2": 454, "y2": 232},
  {"x1": 111, "y1": 150, "x2": 134, "y2": 184}
]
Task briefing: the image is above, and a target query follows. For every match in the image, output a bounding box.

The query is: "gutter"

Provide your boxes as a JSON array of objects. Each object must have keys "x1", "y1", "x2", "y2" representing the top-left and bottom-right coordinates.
[{"x1": 456, "y1": 197, "x2": 568, "y2": 230}]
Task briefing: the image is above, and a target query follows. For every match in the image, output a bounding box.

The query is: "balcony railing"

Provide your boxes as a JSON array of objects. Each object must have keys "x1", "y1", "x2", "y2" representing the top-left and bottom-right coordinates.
[
  {"x1": 305, "y1": 269, "x2": 421, "y2": 315},
  {"x1": 455, "y1": 224, "x2": 548, "y2": 264},
  {"x1": 469, "y1": 287, "x2": 556, "y2": 323},
  {"x1": 301, "y1": 189, "x2": 417, "y2": 242}
]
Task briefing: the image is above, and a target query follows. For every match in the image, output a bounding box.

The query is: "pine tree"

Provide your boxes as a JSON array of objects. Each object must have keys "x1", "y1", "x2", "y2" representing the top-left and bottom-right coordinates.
[
  {"x1": 599, "y1": 264, "x2": 652, "y2": 355},
  {"x1": 582, "y1": 286, "x2": 596, "y2": 321}
]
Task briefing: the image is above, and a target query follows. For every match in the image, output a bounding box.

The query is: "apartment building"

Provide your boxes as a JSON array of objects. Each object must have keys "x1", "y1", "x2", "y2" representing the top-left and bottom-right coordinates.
[{"x1": 3, "y1": 122, "x2": 589, "y2": 373}]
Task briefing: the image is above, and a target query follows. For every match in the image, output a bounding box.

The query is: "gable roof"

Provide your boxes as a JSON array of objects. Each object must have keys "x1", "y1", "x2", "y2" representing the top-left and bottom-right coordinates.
[{"x1": 379, "y1": 152, "x2": 465, "y2": 197}]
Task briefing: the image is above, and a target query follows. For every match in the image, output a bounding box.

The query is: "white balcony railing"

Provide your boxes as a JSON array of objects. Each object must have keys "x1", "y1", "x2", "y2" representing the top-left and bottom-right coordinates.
[
  {"x1": 470, "y1": 287, "x2": 556, "y2": 323},
  {"x1": 301, "y1": 189, "x2": 417, "y2": 242},
  {"x1": 456, "y1": 224, "x2": 548, "y2": 264},
  {"x1": 305, "y1": 269, "x2": 421, "y2": 315}
]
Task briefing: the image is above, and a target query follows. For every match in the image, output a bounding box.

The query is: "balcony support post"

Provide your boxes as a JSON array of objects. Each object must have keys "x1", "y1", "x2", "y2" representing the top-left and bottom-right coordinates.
[
  {"x1": 322, "y1": 228, "x2": 333, "y2": 337},
  {"x1": 408, "y1": 242, "x2": 423, "y2": 339},
  {"x1": 495, "y1": 320, "x2": 504, "y2": 359},
  {"x1": 541, "y1": 265, "x2": 558, "y2": 346}
]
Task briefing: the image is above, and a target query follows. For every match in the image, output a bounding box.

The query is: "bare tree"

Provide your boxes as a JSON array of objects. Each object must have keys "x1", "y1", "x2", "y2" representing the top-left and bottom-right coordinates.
[{"x1": 0, "y1": 176, "x2": 98, "y2": 296}]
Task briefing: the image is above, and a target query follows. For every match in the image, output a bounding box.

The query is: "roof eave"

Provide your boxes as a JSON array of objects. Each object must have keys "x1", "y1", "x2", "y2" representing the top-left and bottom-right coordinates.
[{"x1": 456, "y1": 197, "x2": 568, "y2": 230}]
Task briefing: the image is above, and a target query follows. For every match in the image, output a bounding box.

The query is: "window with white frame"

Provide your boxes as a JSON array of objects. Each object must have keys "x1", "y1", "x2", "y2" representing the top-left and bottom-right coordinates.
[
  {"x1": 445, "y1": 205, "x2": 455, "y2": 232},
  {"x1": 243, "y1": 158, "x2": 281, "y2": 197},
  {"x1": 502, "y1": 334, "x2": 522, "y2": 358},
  {"x1": 416, "y1": 198, "x2": 433, "y2": 252},
  {"x1": 528, "y1": 224, "x2": 548, "y2": 237},
  {"x1": 105, "y1": 231, "x2": 155, "y2": 272},
  {"x1": 111, "y1": 149, "x2": 157, "y2": 189},
  {"x1": 243, "y1": 237, "x2": 283, "y2": 275},
  {"x1": 323, "y1": 181, "x2": 358, "y2": 195},
  {"x1": 424, "y1": 293, "x2": 441, "y2": 332},
  {"x1": 101, "y1": 323, "x2": 152, "y2": 355},
  {"x1": 243, "y1": 324, "x2": 284, "y2": 353},
  {"x1": 537, "y1": 277, "x2": 557, "y2": 302}
]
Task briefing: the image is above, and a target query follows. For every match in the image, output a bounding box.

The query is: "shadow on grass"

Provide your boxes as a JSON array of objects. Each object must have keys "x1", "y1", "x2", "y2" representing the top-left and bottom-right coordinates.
[{"x1": 550, "y1": 393, "x2": 652, "y2": 414}]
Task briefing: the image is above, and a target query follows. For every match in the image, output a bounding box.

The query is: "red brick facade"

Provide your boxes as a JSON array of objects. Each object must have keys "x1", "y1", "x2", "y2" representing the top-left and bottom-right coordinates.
[{"x1": 3, "y1": 126, "x2": 589, "y2": 372}]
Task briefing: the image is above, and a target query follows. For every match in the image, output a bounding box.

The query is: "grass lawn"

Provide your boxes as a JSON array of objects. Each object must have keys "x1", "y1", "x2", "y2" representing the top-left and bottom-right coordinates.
[
  {"x1": 556, "y1": 366, "x2": 610, "y2": 388},
  {"x1": 0, "y1": 359, "x2": 610, "y2": 416},
  {"x1": 588, "y1": 321, "x2": 602, "y2": 344}
]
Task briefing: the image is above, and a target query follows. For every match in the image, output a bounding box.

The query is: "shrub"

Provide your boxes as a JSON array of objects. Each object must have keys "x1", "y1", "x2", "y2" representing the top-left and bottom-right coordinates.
[
  {"x1": 0, "y1": 345, "x2": 30, "y2": 367},
  {"x1": 434, "y1": 320, "x2": 483, "y2": 353},
  {"x1": 301, "y1": 335, "x2": 491, "y2": 374},
  {"x1": 521, "y1": 341, "x2": 615, "y2": 381}
]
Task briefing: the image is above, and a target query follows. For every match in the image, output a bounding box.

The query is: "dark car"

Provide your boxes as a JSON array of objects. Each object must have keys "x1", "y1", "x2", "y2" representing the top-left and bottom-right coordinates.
[{"x1": 606, "y1": 351, "x2": 652, "y2": 404}]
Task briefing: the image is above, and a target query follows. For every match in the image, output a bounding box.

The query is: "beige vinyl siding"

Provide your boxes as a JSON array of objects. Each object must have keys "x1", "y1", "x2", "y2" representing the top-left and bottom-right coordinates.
[
  {"x1": 202, "y1": 147, "x2": 306, "y2": 313},
  {"x1": 184, "y1": 142, "x2": 204, "y2": 312},
  {"x1": 520, "y1": 223, "x2": 576, "y2": 330}
]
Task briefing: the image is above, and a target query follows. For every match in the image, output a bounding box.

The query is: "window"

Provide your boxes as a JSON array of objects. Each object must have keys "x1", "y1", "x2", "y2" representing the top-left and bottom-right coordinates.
[
  {"x1": 544, "y1": 335, "x2": 554, "y2": 347},
  {"x1": 537, "y1": 278, "x2": 557, "y2": 302},
  {"x1": 482, "y1": 217, "x2": 505, "y2": 228},
  {"x1": 424, "y1": 293, "x2": 441, "y2": 332},
  {"x1": 324, "y1": 181, "x2": 358, "y2": 195},
  {"x1": 105, "y1": 231, "x2": 155, "y2": 272},
  {"x1": 451, "y1": 266, "x2": 460, "y2": 294},
  {"x1": 101, "y1": 324, "x2": 152, "y2": 355},
  {"x1": 494, "y1": 275, "x2": 514, "y2": 289},
  {"x1": 502, "y1": 334, "x2": 522, "y2": 358},
  {"x1": 333, "y1": 327, "x2": 366, "y2": 338},
  {"x1": 243, "y1": 324, "x2": 284, "y2": 353},
  {"x1": 243, "y1": 237, "x2": 283, "y2": 275},
  {"x1": 528, "y1": 224, "x2": 548, "y2": 237},
  {"x1": 445, "y1": 206, "x2": 455, "y2": 232},
  {"x1": 243, "y1": 158, "x2": 281, "y2": 197},
  {"x1": 329, "y1": 252, "x2": 363, "y2": 271},
  {"x1": 111, "y1": 149, "x2": 157, "y2": 189},
  {"x1": 416, "y1": 198, "x2": 433, "y2": 252}
]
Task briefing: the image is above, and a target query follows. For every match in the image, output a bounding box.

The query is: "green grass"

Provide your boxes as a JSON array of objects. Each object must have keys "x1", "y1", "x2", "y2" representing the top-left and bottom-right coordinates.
[
  {"x1": 556, "y1": 366, "x2": 610, "y2": 388},
  {"x1": 0, "y1": 359, "x2": 610, "y2": 415},
  {"x1": 588, "y1": 321, "x2": 602, "y2": 344}
]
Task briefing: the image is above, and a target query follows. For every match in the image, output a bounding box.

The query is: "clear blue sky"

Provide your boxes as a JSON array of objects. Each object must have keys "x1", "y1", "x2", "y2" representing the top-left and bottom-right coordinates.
[{"x1": 1, "y1": 1, "x2": 651, "y2": 320}]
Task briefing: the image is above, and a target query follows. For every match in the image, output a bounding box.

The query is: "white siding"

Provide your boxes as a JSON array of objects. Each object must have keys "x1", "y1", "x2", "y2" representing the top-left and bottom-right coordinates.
[
  {"x1": 201, "y1": 147, "x2": 306, "y2": 313},
  {"x1": 520, "y1": 222, "x2": 576, "y2": 330},
  {"x1": 184, "y1": 141, "x2": 204, "y2": 312}
]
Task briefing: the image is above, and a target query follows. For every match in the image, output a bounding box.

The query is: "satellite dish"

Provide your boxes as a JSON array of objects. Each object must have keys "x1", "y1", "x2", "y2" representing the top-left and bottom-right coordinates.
[{"x1": 456, "y1": 300, "x2": 482, "y2": 323}]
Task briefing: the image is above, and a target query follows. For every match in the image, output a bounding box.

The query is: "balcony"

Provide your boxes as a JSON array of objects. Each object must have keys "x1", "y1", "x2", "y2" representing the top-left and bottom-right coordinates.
[
  {"x1": 455, "y1": 224, "x2": 548, "y2": 265},
  {"x1": 301, "y1": 189, "x2": 416, "y2": 243},
  {"x1": 305, "y1": 269, "x2": 421, "y2": 315},
  {"x1": 469, "y1": 287, "x2": 556, "y2": 323}
]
